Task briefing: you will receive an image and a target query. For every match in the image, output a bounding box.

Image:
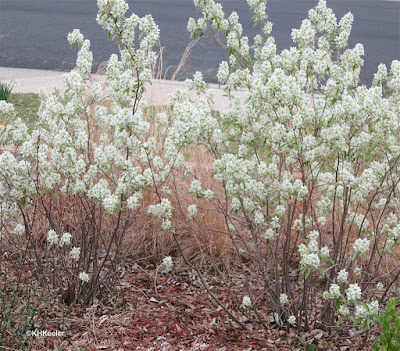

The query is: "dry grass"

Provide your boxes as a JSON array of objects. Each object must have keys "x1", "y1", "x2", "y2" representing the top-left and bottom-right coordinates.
[{"x1": 125, "y1": 157, "x2": 235, "y2": 270}]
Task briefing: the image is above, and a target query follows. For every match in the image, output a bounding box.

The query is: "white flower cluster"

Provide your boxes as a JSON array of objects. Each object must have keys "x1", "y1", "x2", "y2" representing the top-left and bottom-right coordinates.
[
  {"x1": 346, "y1": 283, "x2": 362, "y2": 301},
  {"x1": 354, "y1": 300, "x2": 379, "y2": 320},
  {"x1": 75, "y1": 39, "x2": 93, "y2": 77},
  {"x1": 0, "y1": 100, "x2": 16, "y2": 116},
  {"x1": 47, "y1": 229, "x2": 59, "y2": 246},
  {"x1": 353, "y1": 238, "x2": 370, "y2": 256},
  {"x1": 126, "y1": 192, "x2": 142, "y2": 210},
  {"x1": 70, "y1": 247, "x2": 81, "y2": 260},
  {"x1": 59, "y1": 232, "x2": 72, "y2": 247},
  {"x1": 329, "y1": 284, "x2": 341, "y2": 298},
  {"x1": 67, "y1": 29, "x2": 84, "y2": 46},
  {"x1": 188, "y1": 179, "x2": 214, "y2": 201},
  {"x1": 323, "y1": 283, "x2": 341, "y2": 300},
  {"x1": 162, "y1": 256, "x2": 173, "y2": 270},
  {"x1": 280, "y1": 293, "x2": 290, "y2": 305},
  {"x1": 187, "y1": 204, "x2": 197, "y2": 219},
  {"x1": 337, "y1": 269, "x2": 349, "y2": 284},
  {"x1": 79, "y1": 272, "x2": 90, "y2": 283},
  {"x1": 241, "y1": 295, "x2": 252, "y2": 308},
  {"x1": 185, "y1": 71, "x2": 207, "y2": 93},
  {"x1": 300, "y1": 252, "x2": 320, "y2": 270},
  {"x1": 264, "y1": 228, "x2": 277, "y2": 242},
  {"x1": 13, "y1": 223, "x2": 24, "y2": 235},
  {"x1": 148, "y1": 198, "x2": 173, "y2": 220},
  {"x1": 298, "y1": 231, "x2": 329, "y2": 271},
  {"x1": 288, "y1": 315, "x2": 296, "y2": 325}
]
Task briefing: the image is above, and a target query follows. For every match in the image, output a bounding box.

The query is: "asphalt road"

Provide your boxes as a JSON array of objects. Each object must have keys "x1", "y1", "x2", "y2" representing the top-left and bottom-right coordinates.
[{"x1": 0, "y1": 0, "x2": 399, "y2": 85}]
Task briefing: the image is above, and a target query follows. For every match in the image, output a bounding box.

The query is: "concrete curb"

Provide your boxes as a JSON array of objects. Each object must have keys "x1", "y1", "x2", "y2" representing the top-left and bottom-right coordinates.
[{"x1": 0, "y1": 67, "x2": 245, "y2": 112}]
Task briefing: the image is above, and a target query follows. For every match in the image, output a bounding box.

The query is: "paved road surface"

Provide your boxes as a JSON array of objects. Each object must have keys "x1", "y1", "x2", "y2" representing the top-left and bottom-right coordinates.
[{"x1": 0, "y1": 0, "x2": 399, "y2": 85}]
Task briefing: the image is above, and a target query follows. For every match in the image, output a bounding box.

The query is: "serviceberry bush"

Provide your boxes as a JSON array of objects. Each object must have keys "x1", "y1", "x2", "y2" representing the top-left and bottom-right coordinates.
[
  {"x1": 0, "y1": 0, "x2": 186, "y2": 306},
  {"x1": 182, "y1": 0, "x2": 400, "y2": 336}
]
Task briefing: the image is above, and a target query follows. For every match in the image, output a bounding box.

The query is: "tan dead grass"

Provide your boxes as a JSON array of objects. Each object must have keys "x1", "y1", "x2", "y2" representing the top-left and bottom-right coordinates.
[{"x1": 125, "y1": 154, "x2": 235, "y2": 270}]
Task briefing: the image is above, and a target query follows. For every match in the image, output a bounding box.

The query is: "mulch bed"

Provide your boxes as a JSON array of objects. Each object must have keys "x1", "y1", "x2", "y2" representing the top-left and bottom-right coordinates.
[
  {"x1": 3, "y1": 259, "x2": 376, "y2": 351},
  {"x1": 23, "y1": 263, "x2": 299, "y2": 350}
]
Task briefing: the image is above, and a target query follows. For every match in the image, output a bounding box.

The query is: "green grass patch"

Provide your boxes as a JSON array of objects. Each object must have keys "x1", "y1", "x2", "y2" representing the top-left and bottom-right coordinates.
[{"x1": 7, "y1": 93, "x2": 40, "y2": 130}]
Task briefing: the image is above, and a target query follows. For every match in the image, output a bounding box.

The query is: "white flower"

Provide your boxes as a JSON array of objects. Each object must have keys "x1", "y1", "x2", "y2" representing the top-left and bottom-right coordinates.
[
  {"x1": 103, "y1": 194, "x2": 119, "y2": 214},
  {"x1": 67, "y1": 29, "x2": 84, "y2": 46},
  {"x1": 376, "y1": 282, "x2": 384, "y2": 291},
  {"x1": 79, "y1": 272, "x2": 90, "y2": 283},
  {"x1": 187, "y1": 17, "x2": 197, "y2": 34},
  {"x1": 275, "y1": 205, "x2": 286, "y2": 217},
  {"x1": 317, "y1": 216, "x2": 327, "y2": 225},
  {"x1": 189, "y1": 179, "x2": 202, "y2": 194},
  {"x1": 241, "y1": 295, "x2": 251, "y2": 308},
  {"x1": 353, "y1": 238, "x2": 370, "y2": 255},
  {"x1": 270, "y1": 216, "x2": 281, "y2": 229},
  {"x1": 0, "y1": 100, "x2": 15, "y2": 115},
  {"x1": 264, "y1": 228, "x2": 277, "y2": 241},
  {"x1": 338, "y1": 304, "x2": 350, "y2": 316},
  {"x1": 217, "y1": 61, "x2": 229, "y2": 83},
  {"x1": 161, "y1": 219, "x2": 172, "y2": 231},
  {"x1": 91, "y1": 82, "x2": 103, "y2": 101},
  {"x1": 346, "y1": 283, "x2": 362, "y2": 301},
  {"x1": 59, "y1": 232, "x2": 72, "y2": 247},
  {"x1": 254, "y1": 210, "x2": 264, "y2": 225},
  {"x1": 308, "y1": 239, "x2": 319, "y2": 252},
  {"x1": 13, "y1": 223, "x2": 24, "y2": 235},
  {"x1": 355, "y1": 304, "x2": 367, "y2": 319},
  {"x1": 148, "y1": 198, "x2": 173, "y2": 219},
  {"x1": 47, "y1": 229, "x2": 58, "y2": 246},
  {"x1": 162, "y1": 256, "x2": 173, "y2": 270},
  {"x1": 288, "y1": 315, "x2": 296, "y2": 325},
  {"x1": 368, "y1": 300, "x2": 379, "y2": 315},
  {"x1": 187, "y1": 204, "x2": 197, "y2": 219},
  {"x1": 307, "y1": 230, "x2": 319, "y2": 241},
  {"x1": 280, "y1": 293, "x2": 290, "y2": 305},
  {"x1": 300, "y1": 253, "x2": 321, "y2": 269},
  {"x1": 337, "y1": 269, "x2": 349, "y2": 284},
  {"x1": 127, "y1": 192, "x2": 142, "y2": 209},
  {"x1": 298, "y1": 243, "x2": 309, "y2": 257},
  {"x1": 70, "y1": 247, "x2": 81, "y2": 260},
  {"x1": 354, "y1": 266, "x2": 362, "y2": 277},
  {"x1": 328, "y1": 284, "x2": 341, "y2": 298},
  {"x1": 320, "y1": 246, "x2": 330, "y2": 258},
  {"x1": 203, "y1": 189, "x2": 214, "y2": 201}
]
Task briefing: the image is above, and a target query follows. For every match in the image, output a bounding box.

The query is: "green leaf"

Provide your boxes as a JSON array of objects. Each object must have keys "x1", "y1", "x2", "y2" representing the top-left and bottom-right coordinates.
[{"x1": 297, "y1": 336, "x2": 306, "y2": 345}]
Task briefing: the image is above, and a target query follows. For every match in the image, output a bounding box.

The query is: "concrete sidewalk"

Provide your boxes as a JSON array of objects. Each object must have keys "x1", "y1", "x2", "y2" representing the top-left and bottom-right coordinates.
[{"x1": 0, "y1": 67, "x2": 245, "y2": 112}]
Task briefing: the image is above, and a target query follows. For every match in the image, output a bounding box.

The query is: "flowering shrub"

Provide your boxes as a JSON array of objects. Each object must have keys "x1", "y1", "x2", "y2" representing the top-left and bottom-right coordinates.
[
  {"x1": 0, "y1": 0, "x2": 399, "y2": 344},
  {"x1": 182, "y1": 0, "x2": 400, "y2": 336},
  {"x1": 0, "y1": 0, "x2": 186, "y2": 306}
]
